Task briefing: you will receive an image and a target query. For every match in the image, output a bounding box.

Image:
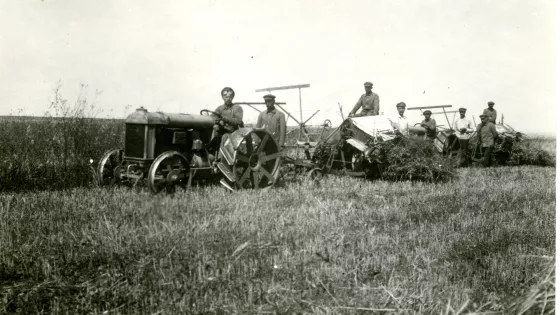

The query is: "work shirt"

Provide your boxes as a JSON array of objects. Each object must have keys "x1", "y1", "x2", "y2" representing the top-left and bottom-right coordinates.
[
  {"x1": 477, "y1": 122, "x2": 498, "y2": 147},
  {"x1": 256, "y1": 108, "x2": 287, "y2": 147},
  {"x1": 453, "y1": 117, "x2": 474, "y2": 140},
  {"x1": 349, "y1": 92, "x2": 380, "y2": 116},
  {"x1": 389, "y1": 114, "x2": 409, "y2": 136},
  {"x1": 214, "y1": 104, "x2": 244, "y2": 132},
  {"x1": 483, "y1": 108, "x2": 497, "y2": 124},
  {"x1": 421, "y1": 118, "x2": 437, "y2": 138}
]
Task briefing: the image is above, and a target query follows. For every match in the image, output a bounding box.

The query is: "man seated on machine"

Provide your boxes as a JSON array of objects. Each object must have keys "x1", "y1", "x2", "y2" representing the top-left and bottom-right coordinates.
[{"x1": 209, "y1": 87, "x2": 244, "y2": 153}]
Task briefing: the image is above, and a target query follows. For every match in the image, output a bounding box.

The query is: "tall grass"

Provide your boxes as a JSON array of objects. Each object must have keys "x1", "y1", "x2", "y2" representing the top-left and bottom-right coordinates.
[
  {"x1": 0, "y1": 166, "x2": 554, "y2": 314},
  {"x1": 0, "y1": 83, "x2": 124, "y2": 191}
]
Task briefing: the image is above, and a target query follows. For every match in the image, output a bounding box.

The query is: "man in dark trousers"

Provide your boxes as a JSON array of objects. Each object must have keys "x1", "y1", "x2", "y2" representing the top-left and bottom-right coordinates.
[
  {"x1": 420, "y1": 110, "x2": 437, "y2": 140},
  {"x1": 475, "y1": 113, "x2": 498, "y2": 167},
  {"x1": 256, "y1": 94, "x2": 287, "y2": 148},
  {"x1": 482, "y1": 101, "x2": 497, "y2": 124},
  {"x1": 348, "y1": 81, "x2": 380, "y2": 117}
]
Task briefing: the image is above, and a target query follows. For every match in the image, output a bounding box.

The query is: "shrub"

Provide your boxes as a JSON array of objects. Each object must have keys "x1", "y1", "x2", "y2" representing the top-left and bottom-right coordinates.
[{"x1": 507, "y1": 138, "x2": 556, "y2": 167}]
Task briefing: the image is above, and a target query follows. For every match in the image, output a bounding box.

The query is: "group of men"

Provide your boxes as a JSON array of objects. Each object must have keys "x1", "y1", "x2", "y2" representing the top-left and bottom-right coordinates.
[
  {"x1": 211, "y1": 87, "x2": 287, "y2": 150},
  {"x1": 349, "y1": 81, "x2": 499, "y2": 166}
]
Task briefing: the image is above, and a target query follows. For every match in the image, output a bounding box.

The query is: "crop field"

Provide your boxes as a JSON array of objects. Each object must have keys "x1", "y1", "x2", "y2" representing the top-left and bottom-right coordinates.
[
  {"x1": 0, "y1": 101, "x2": 555, "y2": 314},
  {"x1": 0, "y1": 163, "x2": 555, "y2": 314}
]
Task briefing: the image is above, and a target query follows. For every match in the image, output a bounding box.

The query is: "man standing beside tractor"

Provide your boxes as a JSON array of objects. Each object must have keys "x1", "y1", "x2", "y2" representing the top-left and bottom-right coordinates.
[
  {"x1": 348, "y1": 81, "x2": 380, "y2": 117},
  {"x1": 483, "y1": 101, "x2": 497, "y2": 124},
  {"x1": 474, "y1": 113, "x2": 498, "y2": 167},
  {"x1": 389, "y1": 102, "x2": 410, "y2": 136},
  {"x1": 453, "y1": 107, "x2": 474, "y2": 165},
  {"x1": 256, "y1": 94, "x2": 287, "y2": 148}
]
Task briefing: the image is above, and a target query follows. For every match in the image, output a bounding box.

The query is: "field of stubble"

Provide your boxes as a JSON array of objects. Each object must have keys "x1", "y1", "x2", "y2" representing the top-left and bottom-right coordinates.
[{"x1": 0, "y1": 163, "x2": 555, "y2": 314}]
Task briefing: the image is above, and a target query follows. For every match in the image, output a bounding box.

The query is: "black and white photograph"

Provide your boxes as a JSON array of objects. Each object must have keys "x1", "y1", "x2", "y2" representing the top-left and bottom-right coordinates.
[{"x1": 0, "y1": 0, "x2": 556, "y2": 314}]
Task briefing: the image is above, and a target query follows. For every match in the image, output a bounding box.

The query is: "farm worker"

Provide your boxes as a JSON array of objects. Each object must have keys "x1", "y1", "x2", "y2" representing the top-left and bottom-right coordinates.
[
  {"x1": 483, "y1": 101, "x2": 497, "y2": 124},
  {"x1": 256, "y1": 94, "x2": 287, "y2": 148},
  {"x1": 209, "y1": 87, "x2": 244, "y2": 153},
  {"x1": 389, "y1": 102, "x2": 409, "y2": 136},
  {"x1": 213, "y1": 87, "x2": 244, "y2": 133},
  {"x1": 348, "y1": 81, "x2": 380, "y2": 117},
  {"x1": 475, "y1": 114, "x2": 498, "y2": 167},
  {"x1": 453, "y1": 107, "x2": 474, "y2": 164},
  {"x1": 420, "y1": 110, "x2": 437, "y2": 140}
]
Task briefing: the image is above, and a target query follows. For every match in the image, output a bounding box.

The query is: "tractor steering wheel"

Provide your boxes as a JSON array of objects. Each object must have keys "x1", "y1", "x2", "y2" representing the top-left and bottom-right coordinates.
[
  {"x1": 200, "y1": 109, "x2": 222, "y2": 118},
  {"x1": 323, "y1": 119, "x2": 332, "y2": 128}
]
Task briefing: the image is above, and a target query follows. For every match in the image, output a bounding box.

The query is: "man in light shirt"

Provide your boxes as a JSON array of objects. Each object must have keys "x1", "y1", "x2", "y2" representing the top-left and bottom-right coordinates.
[
  {"x1": 453, "y1": 107, "x2": 474, "y2": 164},
  {"x1": 389, "y1": 102, "x2": 409, "y2": 136}
]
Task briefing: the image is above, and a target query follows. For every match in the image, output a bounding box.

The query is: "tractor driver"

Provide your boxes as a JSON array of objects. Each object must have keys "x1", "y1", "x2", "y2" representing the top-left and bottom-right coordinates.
[{"x1": 209, "y1": 87, "x2": 244, "y2": 152}]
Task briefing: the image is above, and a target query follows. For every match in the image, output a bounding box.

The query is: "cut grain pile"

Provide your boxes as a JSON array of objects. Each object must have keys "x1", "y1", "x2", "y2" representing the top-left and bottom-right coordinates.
[
  {"x1": 507, "y1": 138, "x2": 555, "y2": 167},
  {"x1": 379, "y1": 136, "x2": 456, "y2": 182}
]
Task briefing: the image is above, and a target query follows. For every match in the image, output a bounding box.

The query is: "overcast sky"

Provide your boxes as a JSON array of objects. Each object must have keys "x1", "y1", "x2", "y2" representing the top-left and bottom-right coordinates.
[{"x1": 0, "y1": 0, "x2": 556, "y2": 133}]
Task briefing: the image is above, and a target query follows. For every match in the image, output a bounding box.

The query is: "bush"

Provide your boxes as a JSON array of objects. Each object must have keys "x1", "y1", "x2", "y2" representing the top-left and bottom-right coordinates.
[
  {"x1": 0, "y1": 82, "x2": 124, "y2": 191},
  {"x1": 378, "y1": 136, "x2": 457, "y2": 182}
]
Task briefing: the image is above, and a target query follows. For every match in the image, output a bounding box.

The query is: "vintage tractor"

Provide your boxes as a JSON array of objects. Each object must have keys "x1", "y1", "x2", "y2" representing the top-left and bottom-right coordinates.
[{"x1": 96, "y1": 107, "x2": 282, "y2": 193}]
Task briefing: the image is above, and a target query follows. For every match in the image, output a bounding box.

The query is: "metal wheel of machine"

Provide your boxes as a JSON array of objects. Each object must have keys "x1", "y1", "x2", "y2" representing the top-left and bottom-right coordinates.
[
  {"x1": 147, "y1": 151, "x2": 190, "y2": 194},
  {"x1": 306, "y1": 168, "x2": 324, "y2": 184},
  {"x1": 217, "y1": 128, "x2": 282, "y2": 189},
  {"x1": 97, "y1": 149, "x2": 124, "y2": 186}
]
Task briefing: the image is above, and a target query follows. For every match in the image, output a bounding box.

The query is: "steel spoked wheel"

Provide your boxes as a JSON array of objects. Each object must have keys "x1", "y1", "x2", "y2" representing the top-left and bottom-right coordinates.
[
  {"x1": 306, "y1": 168, "x2": 324, "y2": 184},
  {"x1": 217, "y1": 128, "x2": 282, "y2": 189},
  {"x1": 147, "y1": 151, "x2": 190, "y2": 194},
  {"x1": 97, "y1": 149, "x2": 124, "y2": 186}
]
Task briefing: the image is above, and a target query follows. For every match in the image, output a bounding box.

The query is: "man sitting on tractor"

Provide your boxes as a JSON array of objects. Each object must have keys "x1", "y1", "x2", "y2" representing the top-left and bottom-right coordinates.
[
  {"x1": 348, "y1": 81, "x2": 380, "y2": 117},
  {"x1": 209, "y1": 87, "x2": 244, "y2": 152},
  {"x1": 420, "y1": 110, "x2": 437, "y2": 140}
]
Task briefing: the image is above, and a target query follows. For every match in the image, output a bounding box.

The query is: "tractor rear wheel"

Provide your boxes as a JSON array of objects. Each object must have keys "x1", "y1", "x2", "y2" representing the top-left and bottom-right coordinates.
[{"x1": 216, "y1": 128, "x2": 282, "y2": 190}]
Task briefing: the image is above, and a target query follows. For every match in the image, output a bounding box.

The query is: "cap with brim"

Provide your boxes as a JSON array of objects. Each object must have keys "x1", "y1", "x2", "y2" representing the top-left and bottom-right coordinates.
[
  {"x1": 488, "y1": 101, "x2": 495, "y2": 105},
  {"x1": 263, "y1": 94, "x2": 276, "y2": 100},
  {"x1": 396, "y1": 102, "x2": 406, "y2": 108},
  {"x1": 364, "y1": 81, "x2": 373, "y2": 87},
  {"x1": 423, "y1": 110, "x2": 432, "y2": 115},
  {"x1": 459, "y1": 107, "x2": 467, "y2": 112}
]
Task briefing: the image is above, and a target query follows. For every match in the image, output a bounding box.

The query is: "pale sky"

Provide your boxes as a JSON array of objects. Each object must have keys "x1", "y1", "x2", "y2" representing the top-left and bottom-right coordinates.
[{"x1": 0, "y1": 0, "x2": 557, "y2": 133}]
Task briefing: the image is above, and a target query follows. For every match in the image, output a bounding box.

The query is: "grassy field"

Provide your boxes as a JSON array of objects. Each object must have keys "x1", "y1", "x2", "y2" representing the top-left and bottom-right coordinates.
[{"x1": 0, "y1": 165, "x2": 555, "y2": 314}]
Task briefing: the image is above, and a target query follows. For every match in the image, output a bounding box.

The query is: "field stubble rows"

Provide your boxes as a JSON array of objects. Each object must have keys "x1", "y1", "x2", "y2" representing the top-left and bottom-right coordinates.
[{"x1": 0, "y1": 165, "x2": 555, "y2": 314}]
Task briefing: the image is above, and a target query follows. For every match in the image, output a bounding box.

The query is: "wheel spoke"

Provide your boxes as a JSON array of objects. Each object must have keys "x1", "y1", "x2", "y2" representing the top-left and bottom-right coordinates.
[
  {"x1": 238, "y1": 167, "x2": 251, "y2": 187},
  {"x1": 251, "y1": 170, "x2": 260, "y2": 188},
  {"x1": 259, "y1": 167, "x2": 275, "y2": 183},
  {"x1": 259, "y1": 152, "x2": 279, "y2": 163},
  {"x1": 236, "y1": 153, "x2": 250, "y2": 163},
  {"x1": 256, "y1": 134, "x2": 269, "y2": 154},
  {"x1": 245, "y1": 135, "x2": 254, "y2": 154}
]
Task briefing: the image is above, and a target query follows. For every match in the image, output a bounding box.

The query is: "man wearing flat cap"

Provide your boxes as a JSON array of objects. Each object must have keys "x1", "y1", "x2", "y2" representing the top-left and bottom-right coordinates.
[
  {"x1": 453, "y1": 107, "x2": 474, "y2": 165},
  {"x1": 209, "y1": 87, "x2": 244, "y2": 152},
  {"x1": 420, "y1": 110, "x2": 437, "y2": 140},
  {"x1": 483, "y1": 101, "x2": 497, "y2": 124},
  {"x1": 348, "y1": 81, "x2": 380, "y2": 117},
  {"x1": 389, "y1": 102, "x2": 409, "y2": 136},
  {"x1": 475, "y1": 113, "x2": 498, "y2": 167},
  {"x1": 256, "y1": 94, "x2": 287, "y2": 148}
]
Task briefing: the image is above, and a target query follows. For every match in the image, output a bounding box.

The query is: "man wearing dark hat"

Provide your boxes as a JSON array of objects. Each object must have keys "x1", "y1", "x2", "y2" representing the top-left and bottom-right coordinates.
[
  {"x1": 483, "y1": 101, "x2": 497, "y2": 124},
  {"x1": 348, "y1": 81, "x2": 380, "y2": 117},
  {"x1": 453, "y1": 107, "x2": 474, "y2": 165},
  {"x1": 209, "y1": 87, "x2": 244, "y2": 152},
  {"x1": 256, "y1": 94, "x2": 287, "y2": 148},
  {"x1": 475, "y1": 113, "x2": 498, "y2": 167},
  {"x1": 420, "y1": 110, "x2": 437, "y2": 140},
  {"x1": 389, "y1": 102, "x2": 409, "y2": 136}
]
